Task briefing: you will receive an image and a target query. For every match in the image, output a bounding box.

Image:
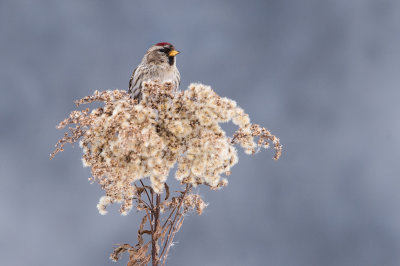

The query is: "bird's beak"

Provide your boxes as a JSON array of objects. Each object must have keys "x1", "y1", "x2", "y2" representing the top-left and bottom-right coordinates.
[{"x1": 168, "y1": 50, "x2": 180, "y2": 57}]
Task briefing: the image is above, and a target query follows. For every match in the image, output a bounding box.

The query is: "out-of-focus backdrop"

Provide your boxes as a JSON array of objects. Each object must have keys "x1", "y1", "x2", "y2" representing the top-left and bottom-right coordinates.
[{"x1": 1, "y1": 0, "x2": 400, "y2": 265}]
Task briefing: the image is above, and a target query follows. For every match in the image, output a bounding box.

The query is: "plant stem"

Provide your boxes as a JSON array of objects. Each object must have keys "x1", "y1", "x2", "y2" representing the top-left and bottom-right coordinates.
[
  {"x1": 152, "y1": 194, "x2": 161, "y2": 266},
  {"x1": 130, "y1": 182, "x2": 193, "y2": 265}
]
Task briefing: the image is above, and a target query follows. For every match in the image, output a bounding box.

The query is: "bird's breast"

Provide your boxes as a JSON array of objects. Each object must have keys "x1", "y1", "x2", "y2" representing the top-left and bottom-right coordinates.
[{"x1": 145, "y1": 65, "x2": 178, "y2": 86}]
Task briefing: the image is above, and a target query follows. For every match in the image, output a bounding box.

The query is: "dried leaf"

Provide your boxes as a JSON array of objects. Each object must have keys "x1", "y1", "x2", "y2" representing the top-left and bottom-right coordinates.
[
  {"x1": 164, "y1": 183, "x2": 170, "y2": 201},
  {"x1": 130, "y1": 242, "x2": 150, "y2": 262},
  {"x1": 110, "y1": 243, "x2": 133, "y2": 262},
  {"x1": 137, "y1": 215, "x2": 147, "y2": 246},
  {"x1": 140, "y1": 230, "x2": 152, "y2": 235},
  {"x1": 136, "y1": 187, "x2": 145, "y2": 196},
  {"x1": 127, "y1": 243, "x2": 151, "y2": 266},
  {"x1": 139, "y1": 215, "x2": 147, "y2": 232},
  {"x1": 144, "y1": 185, "x2": 152, "y2": 191}
]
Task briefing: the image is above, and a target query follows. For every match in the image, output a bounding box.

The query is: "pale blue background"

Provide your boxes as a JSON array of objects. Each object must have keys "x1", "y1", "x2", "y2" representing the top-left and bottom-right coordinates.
[{"x1": 1, "y1": 0, "x2": 400, "y2": 265}]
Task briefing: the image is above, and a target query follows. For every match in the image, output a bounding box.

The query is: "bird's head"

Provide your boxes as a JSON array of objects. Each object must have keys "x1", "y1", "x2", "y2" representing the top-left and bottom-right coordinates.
[{"x1": 144, "y1": 42, "x2": 180, "y2": 66}]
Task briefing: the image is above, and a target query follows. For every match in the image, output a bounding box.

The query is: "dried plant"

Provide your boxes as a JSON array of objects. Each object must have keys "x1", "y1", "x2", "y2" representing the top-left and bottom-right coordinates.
[{"x1": 51, "y1": 82, "x2": 281, "y2": 265}]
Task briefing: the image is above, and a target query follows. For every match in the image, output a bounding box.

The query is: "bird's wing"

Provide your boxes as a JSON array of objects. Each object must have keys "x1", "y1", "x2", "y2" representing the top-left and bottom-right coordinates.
[
  {"x1": 174, "y1": 68, "x2": 181, "y2": 89},
  {"x1": 128, "y1": 65, "x2": 146, "y2": 101},
  {"x1": 128, "y1": 67, "x2": 137, "y2": 94}
]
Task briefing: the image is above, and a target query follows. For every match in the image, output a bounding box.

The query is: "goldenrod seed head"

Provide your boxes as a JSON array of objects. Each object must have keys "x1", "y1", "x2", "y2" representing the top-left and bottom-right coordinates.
[{"x1": 52, "y1": 82, "x2": 282, "y2": 214}]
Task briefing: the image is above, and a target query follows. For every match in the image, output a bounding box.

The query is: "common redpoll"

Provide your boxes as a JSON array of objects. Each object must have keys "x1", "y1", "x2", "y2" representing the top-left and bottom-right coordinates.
[{"x1": 128, "y1": 42, "x2": 181, "y2": 102}]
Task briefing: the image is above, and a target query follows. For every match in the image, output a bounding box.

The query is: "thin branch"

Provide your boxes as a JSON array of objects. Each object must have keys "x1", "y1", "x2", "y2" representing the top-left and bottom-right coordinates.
[
  {"x1": 135, "y1": 196, "x2": 152, "y2": 211},
  {"x1": 162, "y1": 215, "x2": 185, "y2": 265},
  {"x1": 160, "y1": 184, "x2": 191, "y2": 262},
  {"x1": 161, "y1": 206, "x2": 177, "y2": 230},
  {"x1": 140, "y1": 180, "x2": 153, "y2": 209},
  {"x1": 144, "y1": 208, "x2": 153, "y2": 233}
]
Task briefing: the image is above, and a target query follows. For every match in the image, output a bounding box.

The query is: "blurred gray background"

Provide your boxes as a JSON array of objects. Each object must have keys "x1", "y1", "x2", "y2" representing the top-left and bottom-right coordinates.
[{"x1": 1, "y1": 0, "x2": 400, "y2": 265}]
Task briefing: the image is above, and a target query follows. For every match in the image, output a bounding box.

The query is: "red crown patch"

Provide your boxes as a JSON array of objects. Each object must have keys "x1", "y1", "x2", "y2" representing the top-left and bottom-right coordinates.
[{"x1": 155, "y1": 42, "x2": 172, "y2": 47}]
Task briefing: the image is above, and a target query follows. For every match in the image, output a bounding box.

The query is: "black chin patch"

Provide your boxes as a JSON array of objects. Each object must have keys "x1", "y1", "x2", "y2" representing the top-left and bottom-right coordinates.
[{"x1": 168, "y1": 56, "x2": 175, "y2": 66}]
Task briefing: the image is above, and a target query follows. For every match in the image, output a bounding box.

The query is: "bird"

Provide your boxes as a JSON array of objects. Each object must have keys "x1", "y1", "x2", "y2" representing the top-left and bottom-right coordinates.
[{"x1": 128, "y1": 42, "x2": 181, "y2": 102}]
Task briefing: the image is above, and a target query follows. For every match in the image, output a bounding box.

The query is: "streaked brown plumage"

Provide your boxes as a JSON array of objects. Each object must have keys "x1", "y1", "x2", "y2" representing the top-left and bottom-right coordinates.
[{"x1": 128, "y1": 42, "x2": 181, "y2": 102}]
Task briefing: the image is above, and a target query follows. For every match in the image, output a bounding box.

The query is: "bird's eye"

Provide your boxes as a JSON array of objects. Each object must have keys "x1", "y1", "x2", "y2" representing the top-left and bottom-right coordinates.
[{"x1": 159, "y1": 48, "x2": 166, "y2": 53}]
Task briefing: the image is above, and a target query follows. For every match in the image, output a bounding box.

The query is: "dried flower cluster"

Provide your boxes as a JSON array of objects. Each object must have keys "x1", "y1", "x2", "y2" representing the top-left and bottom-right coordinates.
[
  {"x1": 51, "y1": 82, "x2": 281, "y2": 215},
  {"x1": 51, "y1": 81, "x2": 281, "y2": 265}
]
